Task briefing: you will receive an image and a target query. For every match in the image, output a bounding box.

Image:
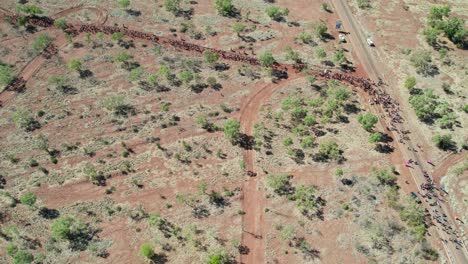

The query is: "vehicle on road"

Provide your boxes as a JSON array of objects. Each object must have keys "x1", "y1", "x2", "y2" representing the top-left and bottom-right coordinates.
[
  {"x1": 366, "y1": 38, "x2": 374, "y2": 47},
  {"x1": 339, "y1": 34, "x2": 345, "y2": 42}
]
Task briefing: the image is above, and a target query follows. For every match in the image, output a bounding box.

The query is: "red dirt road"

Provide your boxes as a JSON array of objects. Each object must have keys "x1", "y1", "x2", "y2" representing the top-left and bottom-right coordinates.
[
  {"x1": 331, "y1": 0, "x2": 468, "y2": 263},
  {"x1": 239, "y1": 74, "x2": 301, "y2": 264}
]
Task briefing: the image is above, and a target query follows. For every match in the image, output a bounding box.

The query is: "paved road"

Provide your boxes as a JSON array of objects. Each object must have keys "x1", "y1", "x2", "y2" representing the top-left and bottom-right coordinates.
[{"x1": 330, "y1": 0, "x2": 468, "y2": 263}]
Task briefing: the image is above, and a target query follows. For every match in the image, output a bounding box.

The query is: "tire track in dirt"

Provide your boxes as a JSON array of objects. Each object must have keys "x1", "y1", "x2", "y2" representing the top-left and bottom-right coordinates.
[
  {"x1": 432, "y1": 152, "x2": 466, "y2": 184},
  {"x1": 239, "y1": 74, "x2": 301, "y2": 264},
  {"x1": 51, "y1": 5, "x2": 108, "y2": 25}
]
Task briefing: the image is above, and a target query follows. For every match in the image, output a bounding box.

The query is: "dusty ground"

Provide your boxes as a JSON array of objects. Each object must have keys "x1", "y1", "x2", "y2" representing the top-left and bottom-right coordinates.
[{"x1": 0, "y1": 0, "x2": 466, "y2": 263}]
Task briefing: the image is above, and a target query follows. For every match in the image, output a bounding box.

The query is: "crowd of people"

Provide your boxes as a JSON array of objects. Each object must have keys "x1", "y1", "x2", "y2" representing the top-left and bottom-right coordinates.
[
  {"x1": 4, "y1": 77, "x2": 26, "y2": 92},
  {"x1": 41, "y1": 43, "x2": 58, "y2": 59}
]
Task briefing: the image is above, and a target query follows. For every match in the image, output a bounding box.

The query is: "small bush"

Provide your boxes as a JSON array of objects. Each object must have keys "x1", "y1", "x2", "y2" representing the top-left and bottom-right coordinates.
[{"x1": 19, "y1": 192, "x2": 37, "y2": 206}]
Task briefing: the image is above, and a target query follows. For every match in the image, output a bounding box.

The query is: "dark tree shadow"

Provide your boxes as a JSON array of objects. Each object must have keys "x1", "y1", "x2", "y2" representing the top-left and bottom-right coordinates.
[
  {"x1": 79, "y1": 69, "x2": 93, "y2": 79},
  {"x1": 38, "y1": 207, "x2": 60, "y2": 219},
  {"x1": 126, "y1": 9, "x2": 142, "y2": 16},
  {"x1": 375, "y1": 144, "x2": 394, "y2": 153}
]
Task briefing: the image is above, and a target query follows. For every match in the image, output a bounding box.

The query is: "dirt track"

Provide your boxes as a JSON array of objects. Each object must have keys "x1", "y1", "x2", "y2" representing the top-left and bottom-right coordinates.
[
  {"x1": 2, "y1": 4, "x2": 465, "y2": 263},
  {"x1": 238, "y1": 74, "x2": 301, "y2": 264},
  {"x1": 331, "y1": 0, "x2": 468, "y2": 263}
]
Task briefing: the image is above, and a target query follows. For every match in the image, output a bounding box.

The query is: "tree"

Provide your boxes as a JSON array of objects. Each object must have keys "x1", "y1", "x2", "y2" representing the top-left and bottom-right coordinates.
[
  {"x1": 432, "y1": 134, "x2": 455, "y2": 151},
  {"x1": 48, "y1": 75, "x2": 68, "y2": 91},
  {"x1": 54, "y1": 18, "x2": 67, "y2": 30},
  {"x1": 372, "y1": 167, "x2": 396, "y2": 186},
  {"x1": 20, "y1": 192, "x2": 37, "y2": 207},
  {"x1": 11, "y1": 108, "x2": 39, "y2": 132},
  {"x1": 315, "y1": 48, "x2": 327, "y2": 59},
  {"x1": 321, "y1": 3, "x2": 331, "y2": 12},
  {"x1": 266, "y1": 174, "x2": 292, "y2": 195},
  {"x1": 317, "y1": 141, "x2": 341, "y2": 160},
  {"x1": 409, "y1": 89, "x2": 439, "y2": 121},
  {"x1": 214, "y1": 0, "x2": 234, "y2": 17},
  {"x1": 207, "y1": 252, "x2": 230, "y2": 264},
  {"x1": 265, "y1": 6, "x2": 289, "y2": 21},
  {"x1": 437, "y1": 112, "x2": 457, "y2": 129},
  {"x1": 301, "y1": 136, "x2": 314, "y2": 149},
  {"x1": 51, "y1": 216, "x2": 86, "y2": 240},
  {"x1": 314, "y1": 22, "x2": 328, "y2": 38},
  {"x1": 404, "y1": 76, "x2": 416, "y2": 90},
  {"x1": 147, "y1": 74, "x2": 158, "y2": 87},
  {"x1": 232, "y1": 23, "x2": 246, "y2": 37},
  {"x1": 0, "y1": 63, "x2": 15, "y2": 88},
  {"x1": 283, "y1": 137, "x2": 293, "y2": 146},
  {"x1": 224, "y1": 119, "x2": 241, "y2": 144},
  {"x1": 113, "y1": 52, "x2": 133, "y2": 63},
  {"x1": 423, "y1": 27, "x2": 441, "y2": 46},
  {"x1": 117, "y1": 0, "x2": 131, "y2": 9},
  {"x1": 139, "y1": 243, "x2": 154, "y2": 259},
  {"x1": 284, "y1": 46, "x2": 300, "y2": 62},
  {"x1": 164, "y1": 0, "x2": 181, "y2": 14},
  {"x1": 303, "y1": 115, "x2": 316, "y2": 126},
  {"x1": 68, "y1": 59, "x2": 82, "y2": 72},
  {"x1": 6, "y1": 244, "x2": 18, "y2": 257},
  {"x1": 332, "y1": 50, "x2": 346, "y2": 65},
  {"x1": 357, "y1": 113, "x2": 378, "y2": 132},
  {"x1": 129, "y1": 67, "x2": 143, "y2": 81},
  {"x1": 111, "y1": 32, "x2": 124, "y2": 42},
  {"x1": 297, "y1": 31, "x2": 313, "y2": 44},
  {"x1": 13, "y1": 250, "x2": 33, "y2": 264},
  {"x1": 368, "y1": 132, "x2": 383, "y2": 143},
  {"x1": 203, "y1": 50, "x2": 219, "y2": 64},
  {"x1": 410, "y1": 50, "x2": 432, "y2": 76},
  {"x1": 443, "y1": 17, "x2": 467, "y2": 48},
  {"x1": 32, "y1": 34, "x2": 52, "y2": 52},
  {"x1": 102, "y1": 95, "x2": 132, "y2": 116},
  {"x1": 206, "y1": 76, "x2": 217, "y2": 88},
  {"x1": 428, "y1": 5, "x2": 450, "y2": 26},
  {"x1": 258, "y1": 51, "x2": 276, "y2": 68},
  {"x1": 16, "y1": 5, "x2": 43, "y2": 15},
  {"x1": 357, "y1": 0, "x2": 371, "y2": 9},
  {"x1": 159, "y1": 65, "x2": 173, "y2": 80},
  {"x1": 179, "y1": 70, "x2": 193, "y2": 84}
]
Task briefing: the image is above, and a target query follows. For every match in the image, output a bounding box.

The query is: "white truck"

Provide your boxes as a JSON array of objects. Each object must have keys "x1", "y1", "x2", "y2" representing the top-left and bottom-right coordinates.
[{"x1": 367, "y1": 38, "x2": 374, "y2": 47}]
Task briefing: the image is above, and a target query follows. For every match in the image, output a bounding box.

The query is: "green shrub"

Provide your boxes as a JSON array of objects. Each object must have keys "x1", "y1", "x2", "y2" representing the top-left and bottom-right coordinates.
[
  {"x1": 0, "y1": 63, "x2": 15, "y2": 88},
  {"x1": 117, "y1": 0, "x2": 130, "y2": 9},
  {"x1": 54, "y1": 18, "x2": 67, "y2": 30},
  {"x1": 19, "y1": 192, "x2": 37, "y2": 206},
  {"x1": 300, "y1": 136, "x2": 314, "y2": 149},
  {"x1": 13, "y1": 250, "x2": 33, "y2": 264},
  {"x1": 432, "y1": 134, "x2": 456, "y2": 151},
  {"x1": 283, "y1": 137, "x2": 293, "y2": 146},
  {"x1": 139, "y1": 243, "x2": 154, "y2": 259},
  {"x1": 32, "y1": 34, "x2": 52, "y2": 52},
  {"x1": 51, "y1": 216, "x2": 86, "y2": 241},
  {"x1": 223, "y1": 119, "x2": 241, "y2": 144},
  {"x1": 214, "y1": 0, "x2": 234, "y2": 16},
  {"x1": 258, "y1": 51, "x2": 276, "y2": 68},
  {"x1": 357, "y1": 113, "x2": 378, "y2": 132},
  {"x1": 265, "y1": 6, "x2": 289, "y2": 21},
  {"x1": 357, "y1": 0, "x2": 371, "y2": 9},
  {"x1": 404, "y1": 76, "x2": 416, "y2": 90}
]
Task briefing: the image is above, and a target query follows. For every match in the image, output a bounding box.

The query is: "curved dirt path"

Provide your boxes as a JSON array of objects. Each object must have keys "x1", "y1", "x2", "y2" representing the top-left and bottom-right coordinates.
[
  {"x1": 239, "y1": 74, "x2": 301, "y2": 264},
  {"x1": 432, "y1": 152, "x2": 467, "y2": 184},
  {"x1": 51, "y1": 5, "x2": 108, "y2": 25}
]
